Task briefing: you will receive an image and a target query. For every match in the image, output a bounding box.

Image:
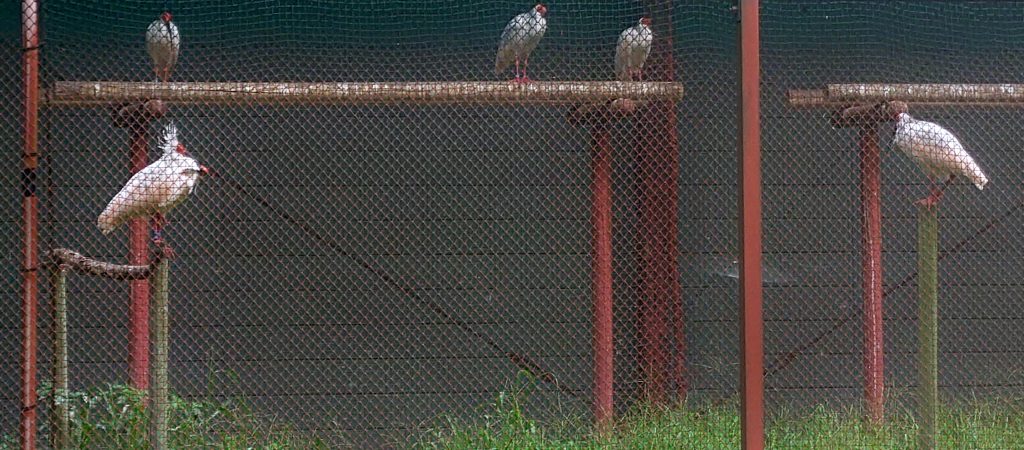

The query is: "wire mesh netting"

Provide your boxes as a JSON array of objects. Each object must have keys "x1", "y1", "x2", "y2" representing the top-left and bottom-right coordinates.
[
  {"x1": 763, "y1": 1, "x2": 1024, "y2": 447},
  {"x1": 6, "y1": 0, "x2": 1024, "y2": 448},
  {"x1": 4, "y1": 1, "x2": 739, "y2": 447}
]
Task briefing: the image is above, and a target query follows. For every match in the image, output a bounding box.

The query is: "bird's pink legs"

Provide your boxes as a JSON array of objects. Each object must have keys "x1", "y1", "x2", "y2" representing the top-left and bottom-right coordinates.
[
  {"x1": 150, "y1": 213, "x2": 175, "y2": 258},
  {"x1": 916, "y1": 175, "x2": 956, "y2": 207},
  {"x1": 511, "y1": 58, "x2": 522, "y2": 83},
  {"x1": 509, "y1": 57, "x2": 534, "y2": 84},
  {"x1": 154, "y1": 66, "x2": 170, "y2": 83}
]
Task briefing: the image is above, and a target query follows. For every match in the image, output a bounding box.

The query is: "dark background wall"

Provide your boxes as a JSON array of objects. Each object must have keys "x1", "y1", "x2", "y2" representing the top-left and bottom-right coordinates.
[{"x1": 2, "y1": 0, "x2": 1023, "y2": 447}]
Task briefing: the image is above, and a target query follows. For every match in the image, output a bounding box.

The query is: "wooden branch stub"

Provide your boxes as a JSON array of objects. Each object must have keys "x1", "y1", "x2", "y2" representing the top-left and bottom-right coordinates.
[
  {"x1": 830, "y1": 100, "x2": 908, "y2": 128},
  {"x1": 44, "y1": 81, "x2": 684, "y2": 107},
  {"x1": 567, "y1": 98, "x2": 640, "y2": 128},
  {"x1": 44, "y1": 248, "x2": 161, "y2": 280},
  {"x1": 111, "y1": 99, "x2": 167, "y2": 129}
]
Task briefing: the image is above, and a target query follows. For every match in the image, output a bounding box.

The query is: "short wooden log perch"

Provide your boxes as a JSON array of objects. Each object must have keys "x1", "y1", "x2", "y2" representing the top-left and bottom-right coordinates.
[
  {"x1": 44, "y1": 248, "x2": 162, "y2": 280},
  {"x1": 567, "y1": 98, "x2": 641, "y2": 128},
  {"x1": 830, "y1": 101, "x2": 908, "y2": 128},
  {"x1": 43, "y1": 81, "x2": 685, "y2": 107},
  {"x1": 111, "y1": 99, "x2": 167, "y2": 129}
]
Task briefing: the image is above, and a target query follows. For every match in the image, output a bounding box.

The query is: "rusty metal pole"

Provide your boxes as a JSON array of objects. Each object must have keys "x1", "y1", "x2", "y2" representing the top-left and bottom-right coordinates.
[
  {"x1": 637, "y1": 0, "x2": 682, "y2": 404},
  {"x1": 112, "y1": 100, "x2": 166, "y2": 390},
  {"x1": 830, "y1": 102, "x2": 904, "y2": 425},
  {"x1": 567, "y1": 99, "x2": 638, "y2": 431},
  {"x1": 591, "y1": 126, "x2": 615, "y2": 431},
  {"x1": 20, "y1": 0, "x2": 41, "y2": 448},
  {"x1": 859, "y1": 126, "x2": 885, "y2": 425},
  {"x1": 128, "y1": 129, "x2": 151, "y2": 389},
  {"x1": 738, "y1": 0, "x2": 765, "y2": 449}
]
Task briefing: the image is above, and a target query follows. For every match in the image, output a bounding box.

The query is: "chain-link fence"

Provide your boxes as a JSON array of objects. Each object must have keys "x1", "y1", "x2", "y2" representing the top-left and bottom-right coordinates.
[
  {"x1": 6, "y1": 0, "x2": 1024, "y2": 448},
  {"x1": 763, "y1": 1, "x2": 1024, "y2": 447}
]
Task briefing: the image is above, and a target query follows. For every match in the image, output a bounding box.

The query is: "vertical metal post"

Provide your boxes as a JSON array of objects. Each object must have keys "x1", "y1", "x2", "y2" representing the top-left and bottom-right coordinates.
[
  {"x1": 50, "y1": 267, "x2": 70, "y2": 450},
  {"x1": 149, "y1": 259, "x2": 170, "y2": 450},
  {"x1": 20, "y1": 1, "x2": 41, "y2": 448},
  {"x1": 128, "y1": 124, "x2": 151, "y2": 389},
  {"x1": 591, "y1": 127, "x2": 614, "y2": 430},
  {"x1": 111, "y1": 101, "x2": 166, "y2": 389},
  {"x1": 738, "y1": 0, "x2": 765, "y2": 449},
  {"x1": 917, "y1": 203, "x2": 938, "y2": 450},
  {"x1": 859, "y1": 126, "x2": 885, "y2": 424},
  {"x1": 637, "y1": 0, "x2": 682, "y2": 404}
]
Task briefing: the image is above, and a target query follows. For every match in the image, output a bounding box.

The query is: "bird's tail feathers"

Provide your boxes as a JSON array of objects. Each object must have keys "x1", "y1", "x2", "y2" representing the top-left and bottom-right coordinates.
[
  {"x1": 972, "y1": 173, "x2": 989, "y2": 190},
  {"x1": 159, "y1": 122, "x2": 179, "y2": 155},
  {"x1": 97, "y1": 212, "x2": 116, "y2": 235},
  {"x1": 495, "y1": 47, "x2": 514, "y2": 75}
]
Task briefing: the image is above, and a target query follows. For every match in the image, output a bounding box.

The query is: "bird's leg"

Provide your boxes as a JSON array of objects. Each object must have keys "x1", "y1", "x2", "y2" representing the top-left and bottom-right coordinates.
[
  {"x1": 513, "y1": 58, "x2": 522, "y2": 83},
  {"x1": 150, "y1": 213, "x2": 175, "y2": 259},
  {"x1": 521, "y1": 56, "x2": 532, "y2": 83},
  {"x1": 915, "y1": 176, "x2": 954, "y2": 207}
]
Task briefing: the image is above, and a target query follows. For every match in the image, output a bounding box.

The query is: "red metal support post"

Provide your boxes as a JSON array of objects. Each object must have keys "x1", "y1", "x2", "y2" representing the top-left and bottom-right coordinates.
[
  {"x1": 128, "y1": 128, "x2": 151, "y2": 389},
  {"x1": 112, "y1": 100, "x2": 166, "y2": 389},
  {"x1": 111, "y1": 100, "x2": 165, "y2": 389},
  {"x1": 20, "y1": 0, "x2": 41, "y2": 448},
  {"x1": 636, "y1": 1, "x2": 682, "y2": 404},
  {"x1": 859, "y1": 126, "x2": 885, "y2": 424},
  {"x1": 738, "y1": 0, "x2": 765, "y2": 449},
  {"x1": 591, "y1": 127, "x2": 615, "y2": 430}
]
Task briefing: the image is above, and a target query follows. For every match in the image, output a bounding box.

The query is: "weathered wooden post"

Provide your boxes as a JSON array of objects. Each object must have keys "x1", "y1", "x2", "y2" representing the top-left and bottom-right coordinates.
[
  {"x1": 917, "y1": 202, "x2": 939, "y2": 450},
  {"x1": 149, "y1": 257, "x2": 171, "y2": 450},
  {"x1": 49, "y1": 266, "x2": 69, "y2": 450},
  {"x1": 42, "y1": 248, "x2": 163, "y2": 449}
]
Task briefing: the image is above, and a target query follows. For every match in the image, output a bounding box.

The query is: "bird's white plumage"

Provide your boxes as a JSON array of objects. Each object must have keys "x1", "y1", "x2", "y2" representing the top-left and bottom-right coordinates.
[
  {"x1": 615, "y1": 19, "x2": 653, "y2": 81},
  {"x1": 893, "y1": 112, "x2": 989, "y2": 190},
  {"x1": 146, "y1": 16, "x2": 180, "y2": 81},
  {"x1": 495, "y1": 6, "x2": 547, "y2": 75},
  {"x1": 98, "y1": 124, "x2": 204, "y2": 234}
]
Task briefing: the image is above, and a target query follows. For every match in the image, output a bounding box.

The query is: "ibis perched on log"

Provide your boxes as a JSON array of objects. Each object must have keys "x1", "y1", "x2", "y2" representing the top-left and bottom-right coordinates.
[
  {"x1": 495, "y1": 4, "x2": 548, "y2": 83},
  {"x1": 146, "y1": 11, "x2": 180, "y2": 82},
  {"x1": 893, "y1": 112, "x2": 989, "y2": 206},
  {"x1": 98, "y1": 122, "x2": 209, "y2": 256}
]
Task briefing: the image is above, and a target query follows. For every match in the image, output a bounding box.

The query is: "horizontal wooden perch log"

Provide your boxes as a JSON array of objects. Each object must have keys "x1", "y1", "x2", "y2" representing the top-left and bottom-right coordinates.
[
  {"x1": 830, "y1": 101, "x2": 908, "y2": 128},
  {"x1": 43, "y1": 81, "x2": 685, "y2": 107},
  {"x1": 44, "y1": 248, "x2": 161, "y2": 280},
  {"x1": 790, "y1": 84, "x2": 1024, "y2": 108}
]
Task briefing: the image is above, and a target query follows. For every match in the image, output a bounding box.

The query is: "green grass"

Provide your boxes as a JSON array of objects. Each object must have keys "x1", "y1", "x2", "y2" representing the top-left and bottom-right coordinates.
[
  {"x1": 7, "y1": 378, "x2": 1024, "y2": 449},
  {"x1": 11, "y1": 381, "x2": 330, "y2": 449},
  {"x1": 414, "y1": 376, "x2": 1024, "y2": 449}
]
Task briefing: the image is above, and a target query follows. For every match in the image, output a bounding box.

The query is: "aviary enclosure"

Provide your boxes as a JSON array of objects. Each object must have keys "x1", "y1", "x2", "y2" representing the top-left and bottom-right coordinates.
[{"x1": 5, "y1": 1, "x2": 1024, "y2": 448}]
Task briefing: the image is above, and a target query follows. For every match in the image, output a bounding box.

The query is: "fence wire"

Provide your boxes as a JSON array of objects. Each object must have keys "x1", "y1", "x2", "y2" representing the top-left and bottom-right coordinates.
[
  {"x1": 6, "y1": 0, "x2": 1024, "y2": 448},
  {"x1": 763, "y1": 1, "x2": 1024, "y2": 447},
  {"x1": 4, "y1": 1, "x2": 735, "y2": 447}
]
